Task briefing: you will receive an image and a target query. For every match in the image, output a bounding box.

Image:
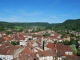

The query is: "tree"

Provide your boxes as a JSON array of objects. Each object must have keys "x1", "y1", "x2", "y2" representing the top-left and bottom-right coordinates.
[
  {"x1": 69, "y1": 39, "x2": 76, "y2": 45},
  {"x1": 76, "y1": 40, "x2": 79, "y2": 49},
  {"x1": 76, "y1": 36, "x2": 80, "y2": 40},
  {"x1": 61, "y1": 32, "x2": 66, "y2": 38},
  {"x1": 25, "y1": 29, "x2": 28, "y2": 33},
  {"x1": 32, "y1": 34, "x2": 35, "y2": 38},
  {"x1": 11, "y1": 41, "x2": 20, "y2": 46},
  {"x1": 5, "y1": 31, "x2": 13, "y2": 35},
  {"x1": 43, "y1": 32, "x2": 50, "y2": 37},
  {"x1": 63, "y1": 40, "x2": 70, "y2": 45},
  {"x1": 18, "y1": 28, "x2": 23, "y2": 32},
  {"x1": 54, "y1": 40, "x2": 57, "y2": 44},
  {"x1": 70, "y1": 34, "x2": 75, "y2": 37},
  {"x1": 54, "y1": 19, "x2": 80, "y2": 32},
  {"x1": 70, "y1": 44, "x2": 77, "y2": 54},
  {"x1": 77, "y1": 50, "x2": 80, "y2": 56},
  {"x1": 16, "y1": 41, "x2": 20, "y2": 45},
  {"x1": 28, "y1": 38, "x2": 32, "y2": 40},
  {"x1": 11, "y1": 41, "x2": 16, "y2": 46},
  {"x1": 0, "y1": 26, "x2": 4, "y2": 31}
]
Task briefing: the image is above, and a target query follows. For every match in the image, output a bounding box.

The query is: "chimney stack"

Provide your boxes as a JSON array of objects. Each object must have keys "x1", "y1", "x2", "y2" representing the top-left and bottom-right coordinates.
[
  {"x1": 43, "y1": 41, "x2": 44, "y2": 50},
  {"x1": 42, "y1": 37, "x2": 45, "y2": 50}
]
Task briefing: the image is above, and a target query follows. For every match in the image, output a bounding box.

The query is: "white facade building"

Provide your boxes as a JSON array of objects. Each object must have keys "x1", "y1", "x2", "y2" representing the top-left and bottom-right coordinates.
[
  {"x1": 0, "y1": 55, "x2": 13, "y2": 60},
  {"x1": 20, "y1": 41, "x2": 27, "y2": 46},
  {"x1": 39, "y1": 56, "x2": 53, "y2": 60}
]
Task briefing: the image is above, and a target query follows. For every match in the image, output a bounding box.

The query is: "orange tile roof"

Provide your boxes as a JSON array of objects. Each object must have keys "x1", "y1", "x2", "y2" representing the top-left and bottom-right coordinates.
[
  {"x1": 0, "y1": 47, "x2": 10, "y2": 55},
  {"x1": 47, "y1": 42, "x2": 55, "y2": 49},
  {"x1": 4, "y1": 37, "x2": 10, "y2": 40},
  {"x1": 21, "y1": 47, "x2": 33, "y2": 54}
]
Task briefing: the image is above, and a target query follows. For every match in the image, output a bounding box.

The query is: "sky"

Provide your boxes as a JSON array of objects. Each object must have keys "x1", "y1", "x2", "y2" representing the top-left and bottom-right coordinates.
[{"x1": 0, "y1": 0, "x2": 80, "y2": 23}]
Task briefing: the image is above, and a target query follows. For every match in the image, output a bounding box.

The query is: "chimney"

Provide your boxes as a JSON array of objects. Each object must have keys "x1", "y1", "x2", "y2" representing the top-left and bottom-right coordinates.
[
  {"x1": 42, "y1": 37, "x2": 45, "y2": 50},
  {"x1": 43, "y1": 41, "x2": 44, "y2": 50}
]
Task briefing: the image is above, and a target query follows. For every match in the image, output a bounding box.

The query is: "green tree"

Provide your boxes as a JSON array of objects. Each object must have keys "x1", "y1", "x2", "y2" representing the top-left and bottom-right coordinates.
[
  {"x1": 61, "y1": 32, "x2": 66, "y2": 38},
  {"x1": 32, "y1": 34, "x2": 35, "y2": 38},
  {"x1": 70, "y1": 34, "x2": 75, "y2": 37},
  {"x1": 25, "y1": 29, "x2": 28, "y2": 33},
  {"x1": 76, "y1": 36, "x2": 80, "y2": 40},
  {"x1": 63, "y1": 40, "x2": 70, "y2": 45},
  {"x1": 77, "y1": 50, "x2": 80, "y2": 56},
  {"x1": 11, "y1": 41, "x2": 16, "y2": 46},
  {"x1": 0, "y1": 26, "x2": 4, "y2": 31},
  {"x1": 54, "y1": 40, "x2": 57, "y2": 44},
  {"x1": 18, "y1": 28, "x2": 23, "y2": 32},
  {"x1": 70, "y1": 44, "x2": 77, "y2": 54},
  {"x1": 43, "y1": 32, "x2": 50, "y2": 37},
  {"x1": 28, "y1": 38, "x2": 32, "y2": 40},
  {"x1": 5, "y1": 31, "x2": 13, "y2": 35},
  {"x1": 16, "y1": 41, "x2": 20, "y2": 45},
  {"x1": 69, "y1": 39, "x2": 76, "y2": 45}
]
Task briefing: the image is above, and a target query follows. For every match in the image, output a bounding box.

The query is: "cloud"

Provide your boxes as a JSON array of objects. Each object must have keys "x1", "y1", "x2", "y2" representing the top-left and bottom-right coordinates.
[
  {"x1": 23, "y1": 12, "x2": 42, "y2": 16},
  {"x1": 0, "y1": 16, "x2": 20, "y2": 22},
  {"x1": 4, "y1": 9, "x2": 15, "y2": 14},
  {"x1": 42, "y1": 19, "x2": 47, "y2": 20},
  {"x1": 19, "y1": 10, "x2": 42, "y2": 16},
  {"x1": 60, "y1": 14, "x2": 71, "y2": 16},
  {"x1": 9, "y1": 16, "x2": 19, "y2": 20},
  {"x1": 51, "y1": 16, "x2": 58, "y2": 18}
]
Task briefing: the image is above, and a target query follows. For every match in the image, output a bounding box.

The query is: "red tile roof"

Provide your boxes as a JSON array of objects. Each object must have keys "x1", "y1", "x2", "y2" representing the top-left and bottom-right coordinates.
[
  {"x1": 7, "y1": 46, "x2": 17, "y2": 55},
  {"x1": 47, "y1": 42, "x2": 55, "y2": 49},
  {"x1": 21, "y1": 47, "x2": 33, "y2": 54},
  {"x1": 56, "y1": 43, "x2": 73, "y2": 57},
  {"x1": 56, "y1": 43, "x2": 72, "y2": 51},
  {"x1": 0, "y1": 47, "x2": 10, "y2": 55},
  {"x1": 3, "y1": 37, "x2": 10, "y2": 40},
  {"x1": 27, "y1": 42, "x2": 32, "y2": 47}
]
